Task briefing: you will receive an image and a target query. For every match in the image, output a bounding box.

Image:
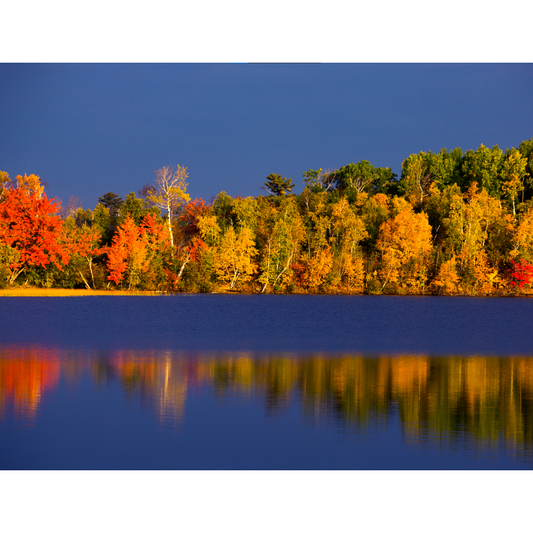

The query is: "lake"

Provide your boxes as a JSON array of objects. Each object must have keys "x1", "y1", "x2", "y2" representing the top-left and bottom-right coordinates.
[{"x1": 1, "y1": 294, "x2": 533, "y2": 469}]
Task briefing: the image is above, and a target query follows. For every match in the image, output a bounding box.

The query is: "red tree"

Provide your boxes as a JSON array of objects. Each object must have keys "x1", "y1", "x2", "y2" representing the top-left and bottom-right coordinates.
[
  {"x1": 509, "y1": 259, "x2": 533, "y2": 289},
  {"x1": 179, "y1": 198, "x2": 211, "y2": 236},
  {"x1": 0, "y1": 186, "x2": 69, "y2": 283}
]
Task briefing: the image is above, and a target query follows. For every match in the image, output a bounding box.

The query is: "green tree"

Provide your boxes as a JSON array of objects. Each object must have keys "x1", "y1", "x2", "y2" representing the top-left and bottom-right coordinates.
[
  {"x1": 302, "y1": 168, "x2": 336, "y2": 193},
  {"x1": 398, "y1": 150, "x2": 463, "y2": 211},
  {"x1": 264, "y1": 173, "x2": 295, "y2": 196},
  {"x1": 231, "y1": 196, "x2": 259, "y2": 233},
  {"x1": 98, "y1": 192, "x2": 124, "y2": 219},
  {"x1": 120, "y1": 192, "x2": 145, "y2": 225},
  {"x1": 0, "y1": 243, "x2": 20, "y2": 288},
  {"x1": 119, "y1": 192, "x2": 161, "y2": 226},
  {"x1": 461, "y1": 144, "x2": 504, "y2": 198},
  {"x1": 335, "y1": 161, "x2": 395, "y2": 196},
  {"x1": 428, "y1": 147, "x2": 464, "y2": 190},
  {"x1": 212, "y1": 191, "x2": 236, "y2": 230},
  {"x1": 92, "y1": 203, "x2": 113, "y2": 246},
  {"x1": 518, "y1": 137, "x2": 533, "y2": 201},
  {"x1": 399, "y1": 153, "x2": 433, "y2": 211}
]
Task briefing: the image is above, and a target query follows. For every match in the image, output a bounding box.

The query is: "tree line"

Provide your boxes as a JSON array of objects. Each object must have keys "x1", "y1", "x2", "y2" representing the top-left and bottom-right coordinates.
[{"x1": 1, "y1": 137, "x2": 533, "y2": 295}]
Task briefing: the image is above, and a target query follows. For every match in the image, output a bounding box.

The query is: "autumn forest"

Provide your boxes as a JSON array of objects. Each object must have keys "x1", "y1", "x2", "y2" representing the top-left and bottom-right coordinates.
[{"x1": 2, "y1": 137, "x2": 533, "y2": 296}]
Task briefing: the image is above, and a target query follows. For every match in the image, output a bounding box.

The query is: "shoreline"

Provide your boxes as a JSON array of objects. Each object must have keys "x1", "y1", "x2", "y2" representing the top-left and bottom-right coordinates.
[
  {"x1": 0, "y1": 287, "x2": 529, "y2": 297},
  {"x1": 0, "y1": 287, "x2": 162, "y2": 297}
]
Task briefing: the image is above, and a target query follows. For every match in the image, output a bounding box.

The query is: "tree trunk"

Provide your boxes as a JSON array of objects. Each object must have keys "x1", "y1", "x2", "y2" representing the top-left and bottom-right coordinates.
[
  {"x1": 177, "y1": 254, "x2": 190, "y2": 279},
  {"x1": 78, "y1": 270, "x2": 92, "y2": 290},
  {"x1": 9, "y1": 267, "x2": 24, "y2": 285},
  {"x1": 167, "y1": 205, "x2": 174, "y2": 249},
  {"x1": 88, "y1": 258, "x2": 96, "y2": 289}
]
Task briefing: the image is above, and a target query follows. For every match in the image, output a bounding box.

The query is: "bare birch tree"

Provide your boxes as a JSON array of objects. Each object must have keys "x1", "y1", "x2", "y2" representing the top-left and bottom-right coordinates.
[{"x1": 148, "y1": 165, "x2": 191, "y2": 249}]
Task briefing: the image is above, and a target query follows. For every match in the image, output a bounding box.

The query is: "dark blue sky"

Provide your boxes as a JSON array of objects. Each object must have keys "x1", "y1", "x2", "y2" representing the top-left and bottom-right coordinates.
[{"x1": 1, "y1": 63, "x2": 532, "y2": 210}]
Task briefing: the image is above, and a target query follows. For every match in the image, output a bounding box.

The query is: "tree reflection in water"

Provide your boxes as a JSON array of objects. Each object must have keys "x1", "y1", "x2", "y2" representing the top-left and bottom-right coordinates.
[{"x1": 1, "y1": 345, "x2": 533, "y2": 459}]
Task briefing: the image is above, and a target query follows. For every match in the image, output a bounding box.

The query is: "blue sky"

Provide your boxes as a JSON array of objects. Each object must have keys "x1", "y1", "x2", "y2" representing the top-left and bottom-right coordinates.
[{"x1": 1, "y1": 63, "x2": 532, "y2": 209}]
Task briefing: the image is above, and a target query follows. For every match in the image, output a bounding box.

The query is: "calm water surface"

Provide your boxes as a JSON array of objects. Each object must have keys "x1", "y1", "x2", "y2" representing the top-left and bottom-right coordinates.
[{"x1": 1, "y1": 294, "x2": 533, "y2": 469}]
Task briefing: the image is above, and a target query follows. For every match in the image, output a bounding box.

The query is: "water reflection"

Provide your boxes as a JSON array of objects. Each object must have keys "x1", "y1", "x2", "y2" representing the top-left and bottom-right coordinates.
[
  {"x1": 108, "y1": 352, "x2": 189, "y2": 424},
  {"x1": 0, "y1": 346, "x2": 61, "y2": 424},
  {"x1": 1, "y1": 345, "x2": 533, "y2": 459}
]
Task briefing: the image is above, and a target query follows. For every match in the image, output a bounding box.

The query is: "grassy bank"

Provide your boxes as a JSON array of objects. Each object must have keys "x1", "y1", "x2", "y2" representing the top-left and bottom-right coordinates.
[{"x1": 0, "y1": 287, "x2": 161, "y2": 297}]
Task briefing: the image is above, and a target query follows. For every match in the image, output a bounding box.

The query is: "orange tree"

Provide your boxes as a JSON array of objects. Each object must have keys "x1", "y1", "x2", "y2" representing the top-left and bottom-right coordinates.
[
  {"x1": 375, "y1": 199, "x2": 433, "y2": 294},
  {"x1": 106, "y1": 214, "x2": 171, "y2": 290}
]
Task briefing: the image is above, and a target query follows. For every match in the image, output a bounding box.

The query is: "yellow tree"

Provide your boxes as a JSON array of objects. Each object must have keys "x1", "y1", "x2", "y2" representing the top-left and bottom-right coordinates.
[
  {"x1": 441, "y1": 184, "x2": 506, "y2": 293},
  {"x1": 16, "y1": 173, "x2": 45, "y2": 198},
  {"x1": 304, "y1": 247, "x2": 334, "y2": 292},
  {"x1": 148, "y1": 165, "x2": 191, "y2": 249},
  {"x1": 0, "y1": 170, "x2": 10, "y2": 195},
  {"x1": 329, "y1": 198, "x2": 368, "y2": 293},
  {"x1": 214, "y1": 226, "x2": 258, "y2": 290},
  {"x1": 291, "y1": 192, "x2": 337, "y2": 293},
  {"x1": 511, "y1": 208, "x2": 533, "y2": 263},
  {"x1": 197, "y1": 214, "x2": 221, "y2": 247},
  {"x1": 257, "y1": 197, "x2": 305, "y2": 293},
  {"x1": 430, "y1": 256, "x2": 460, "y2": 295},
  {"x1": 357, "y1": 192, "x2": 391, "y2": 257},
  {"x1": 376, "y1": 201, "x2": 433, "y2": 294},
  {"x1": 472, "y1": 250, "x2": 503, "y2": 294},
  {"x1": 198, "y1": 214, "x2": 258, "y2": 291},
  {"x1": 501, "y1": 149, "x2": 528, "y2": 216}
]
